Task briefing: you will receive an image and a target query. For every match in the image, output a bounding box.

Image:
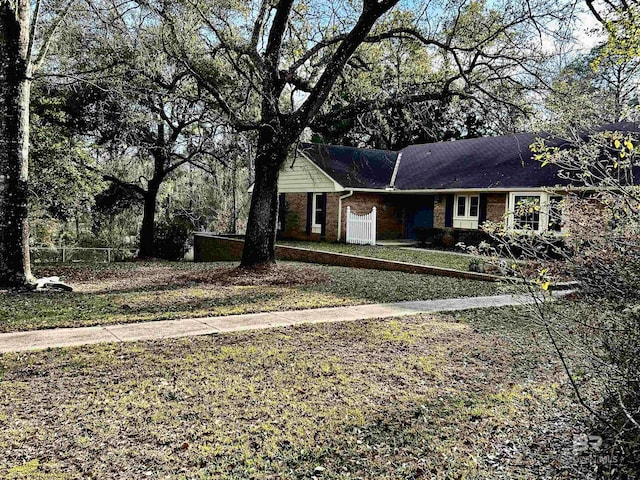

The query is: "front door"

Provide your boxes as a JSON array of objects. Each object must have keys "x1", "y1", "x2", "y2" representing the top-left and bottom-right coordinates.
[{"x1": 406, "y1": 196, "x2": 434, "y2": 239}]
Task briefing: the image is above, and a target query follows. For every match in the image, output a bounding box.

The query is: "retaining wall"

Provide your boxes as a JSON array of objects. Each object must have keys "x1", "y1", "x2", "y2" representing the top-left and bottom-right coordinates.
[{"x1": 194, "y1": 234, "x2": 503, "y2": 282}]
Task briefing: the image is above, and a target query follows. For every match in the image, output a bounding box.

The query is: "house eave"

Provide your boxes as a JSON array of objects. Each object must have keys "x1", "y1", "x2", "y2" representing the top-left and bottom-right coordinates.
[{"x1": 344, "y1": 186, "x2": 575, "y2": 194}]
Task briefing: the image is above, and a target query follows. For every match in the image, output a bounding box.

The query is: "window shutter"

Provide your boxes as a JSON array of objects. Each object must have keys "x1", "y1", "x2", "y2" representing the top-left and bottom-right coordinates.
[
  {"x1": 320, "y1": 193, "x2": 327, "y2": 238},
  {"x1": 278, "y1": 193, "x2": 286, "y2": 232},
  {"x1": 444, "y1": 194, "x2": 454, "y2": 228},
  {"x1": 478, "y1": 194, "x2": 488, "y2": 225},
  {"x1": 306, "y1": 192, "x2": 313, "y2": 235}
]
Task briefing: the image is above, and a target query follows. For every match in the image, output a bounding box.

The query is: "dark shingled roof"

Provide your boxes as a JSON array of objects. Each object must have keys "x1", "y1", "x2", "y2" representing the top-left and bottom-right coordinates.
[
  {"x1": 395, "y1": 133, "x2": 566, "y2": 190},
  {"x1": 300, "y1": 122, "x2": 640, "y2": 191},
  {"x1": 299, "y1": 143, "x2": 397, "y2": 189}
]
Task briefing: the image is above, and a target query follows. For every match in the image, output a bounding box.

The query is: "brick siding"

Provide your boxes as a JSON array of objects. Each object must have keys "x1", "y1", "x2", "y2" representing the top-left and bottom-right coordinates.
[
  {"x1": 433, "y1": 194, "x2": 505, "y2": 229},
  {"x1": 279, "y1": 192, "x2": 404, "y2": 242},
  {"x1": 278, "y1": 191, "x2": 508, "y2": 242},
  {"x1": 433, "y1": 198, "x2": 446, "y2": 228},
  {"x1": 485, "y1": 193, "x2": 507, "y2": 224},
  {"x1": 342, "y1": 193, "x2": 404, "y2": 241},
  {"x1": 279, "y1": 193, "x2": 341, "y2": 242}
]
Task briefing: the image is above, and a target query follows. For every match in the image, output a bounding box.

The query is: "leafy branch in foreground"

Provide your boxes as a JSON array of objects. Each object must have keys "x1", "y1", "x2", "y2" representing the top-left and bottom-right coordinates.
[{"x1": 477, "y1": 128, "x2": 640, "y2": 477}]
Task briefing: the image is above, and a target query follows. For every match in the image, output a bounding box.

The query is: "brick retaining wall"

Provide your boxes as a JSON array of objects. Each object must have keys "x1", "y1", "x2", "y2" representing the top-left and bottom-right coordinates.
[{"x1": 194, "y1": 234, "x2": 503, "y2": 282}]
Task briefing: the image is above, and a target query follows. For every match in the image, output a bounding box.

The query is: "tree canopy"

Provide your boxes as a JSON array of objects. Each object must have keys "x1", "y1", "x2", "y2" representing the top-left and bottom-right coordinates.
[{"x1": 0, "y1": 0, "x2": 627, "y2": 278}]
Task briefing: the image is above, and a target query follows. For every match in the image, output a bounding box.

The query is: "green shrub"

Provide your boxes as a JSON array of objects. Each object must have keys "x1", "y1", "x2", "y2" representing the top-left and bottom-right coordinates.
[
  {"x1": 154, "y1": 218, "x2": 192, "y2": 261},
  {"x1": 413, "y1": 227, "x2": 494, "y2": 251},
  {"x1": 502, "y1": 130, "x2": 640, "y2": 476}
]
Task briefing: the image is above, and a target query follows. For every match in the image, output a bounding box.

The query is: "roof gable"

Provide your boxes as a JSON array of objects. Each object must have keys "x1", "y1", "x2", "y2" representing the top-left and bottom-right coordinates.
[
  {"x1": 298, "y1": 143, "x2": 397, "y2": 189},
  {"x1": 278, "y1": 152, "x2": 343, "y2": 193}
]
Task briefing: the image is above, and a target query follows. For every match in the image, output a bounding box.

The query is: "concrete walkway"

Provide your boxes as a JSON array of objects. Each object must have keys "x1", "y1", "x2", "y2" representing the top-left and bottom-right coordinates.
[{"x1": 0, "y1": 293, "x2": 545, "y2": 354}]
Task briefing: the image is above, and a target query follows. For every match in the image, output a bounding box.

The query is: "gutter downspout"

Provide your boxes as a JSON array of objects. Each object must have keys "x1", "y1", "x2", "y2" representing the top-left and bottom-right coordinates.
[{"x1": 337, "y1": 190, "x2": 354, "y2": 242}]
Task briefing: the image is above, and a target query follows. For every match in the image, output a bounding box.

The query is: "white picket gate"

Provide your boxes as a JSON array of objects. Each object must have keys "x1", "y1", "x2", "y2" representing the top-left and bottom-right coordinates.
[{"x1": 345, "y1": 206, "x2": 377, "y2": 245}]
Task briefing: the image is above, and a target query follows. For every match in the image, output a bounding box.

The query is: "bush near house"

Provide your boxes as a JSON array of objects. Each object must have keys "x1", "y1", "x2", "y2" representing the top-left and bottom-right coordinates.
[
  {"x1": 493, "y1": 130, "x2": 640, "y2": 477},
  {"x1": 414, "y1": 226, "x2": 569, "y2": 261},
  {"x1": 414, "y1": 227, "x2": 491, "y2": 250},
  {"x1": 413, "y1": 227, "x2": 494, "y2": 250}
]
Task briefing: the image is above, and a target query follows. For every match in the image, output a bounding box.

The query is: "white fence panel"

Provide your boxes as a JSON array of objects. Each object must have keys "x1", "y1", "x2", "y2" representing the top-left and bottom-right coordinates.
[{"x1": 345, "y1": 206, "x2": 377, "y2": 245}]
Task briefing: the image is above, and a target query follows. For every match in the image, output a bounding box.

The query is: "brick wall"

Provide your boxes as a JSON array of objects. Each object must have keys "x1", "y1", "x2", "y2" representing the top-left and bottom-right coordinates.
[
  {"x1": 433, "y1": 194, "x2": 505, "y2": 229},
  {"x1": 194, "y1": 234, "x2": 502, "y2": 282},
  {"x1": 194, "y1": 233, "x2": 244, "y2": 261},
  {"x1": 485, "y1": 193, "x2": 507, "y2": 223},
  {"x1": 278, "y1": 191, "x2": 508, "y2": 241},
  {"x1": 280, "y1": 192, "x2": 306, "y2": 240},
  {"x1": 279, "y1": 192, "x2": 404, "y2": 242},
  {"x1": 326, "y1": 194, "x2": 339, "y2": 240},
  {"x1": 342, "y1": 193, "x2": 404, "y2": 241},
  {"x1": 433, "y1": 198, "x2": 446, "y2": 228},
  {"x1": 279, "y1": 193, "x2": 341, "y2": 242}
]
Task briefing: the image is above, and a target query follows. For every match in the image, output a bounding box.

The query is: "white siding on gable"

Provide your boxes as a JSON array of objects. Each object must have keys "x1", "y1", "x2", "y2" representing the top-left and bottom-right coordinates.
[{"x1": 278, "y1": 155, "x2": 343, "y2": 193}]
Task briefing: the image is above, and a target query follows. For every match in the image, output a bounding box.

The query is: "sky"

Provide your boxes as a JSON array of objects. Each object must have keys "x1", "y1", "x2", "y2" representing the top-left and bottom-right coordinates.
[{"x1": 573, "y1": 7, "x2": 607, "y2": 53}]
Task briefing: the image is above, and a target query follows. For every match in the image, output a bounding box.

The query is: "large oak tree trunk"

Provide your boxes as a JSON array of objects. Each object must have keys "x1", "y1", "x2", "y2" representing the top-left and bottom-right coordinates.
[
  {"x1": 240, "y1": 138, "x2": 288, "y2": 267},
  {"x1": 138, "y1": 182, "x2": 160, "y2": 259},
  {"x1": 0, "y1": 1, "x2": 34, "y2": 288},
  {"x1": 237, "y1": 1, "x2": 397, "y2": 268}
]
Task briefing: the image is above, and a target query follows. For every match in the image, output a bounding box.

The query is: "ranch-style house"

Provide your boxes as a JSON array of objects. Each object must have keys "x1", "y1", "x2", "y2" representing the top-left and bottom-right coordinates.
[{"x1": 275, "y1": 122, "x2": 639, "y2": 244}]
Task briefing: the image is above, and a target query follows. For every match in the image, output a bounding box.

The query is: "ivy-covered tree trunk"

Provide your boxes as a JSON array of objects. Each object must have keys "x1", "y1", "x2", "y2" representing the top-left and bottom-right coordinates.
[{"x1": 0, "y1": 0, "x2": 34, "y2": 288}]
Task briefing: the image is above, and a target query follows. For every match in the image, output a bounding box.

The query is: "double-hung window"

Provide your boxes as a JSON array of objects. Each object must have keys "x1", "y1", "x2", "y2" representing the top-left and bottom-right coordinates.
[
  {"x1": 512, "y1": 194, "x2": 541, "y2": 231},
  {"x1": 454, "y1": 194, "x2": 480, "y2": 229}
]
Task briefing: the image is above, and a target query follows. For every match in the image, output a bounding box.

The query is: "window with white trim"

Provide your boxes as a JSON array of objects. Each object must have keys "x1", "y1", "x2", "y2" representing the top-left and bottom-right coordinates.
[
  {"x1": 312, "y1": 193, "x2": 325, "y2": 233},
  {"x1": 512, "y1": 194, "x2": 541, "y2": 231},
  {"x1": 453, "y1": 194, "x2": 479, "y2": 229},
  {"x1": 455, "y1": 194, "x2": 480, "y2": 219},
  {"x1": 469, "y1": 196, "x2": 479, "y2": 217},
  {"x1": 456, "y1": 195, "x2": 466, "y2": 217}
]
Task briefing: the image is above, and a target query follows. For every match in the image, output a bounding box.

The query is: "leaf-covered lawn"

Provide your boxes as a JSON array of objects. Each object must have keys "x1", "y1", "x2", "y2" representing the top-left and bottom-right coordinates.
[
  {"x1": 0, "y1": 261, "x2": 500, "y2": 332},
  {"x1": 278, "y1": 241, "x2": 475, "y2": 271},
  {"x1": 0, "y1": 305, "x2": 589, "y2": 479}
]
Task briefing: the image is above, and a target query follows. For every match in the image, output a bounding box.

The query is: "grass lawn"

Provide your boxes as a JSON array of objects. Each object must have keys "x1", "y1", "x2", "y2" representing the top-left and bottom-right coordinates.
[
  {"x1": 277, "y1": 241, "x2": 475, "y2": 271},
  {"x1": 0, "y1": 261, "x2": 501, "y2": 332},
  {"x1": 0, "y1": 303, "x2": 590, "y2": 479}
]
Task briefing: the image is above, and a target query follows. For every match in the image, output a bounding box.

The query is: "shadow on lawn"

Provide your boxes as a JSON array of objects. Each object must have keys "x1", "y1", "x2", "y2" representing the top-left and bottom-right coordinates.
[
  {"x1": 0, "y1": 288, "x2": 310, "y2": 332},
  {"x1": 34, "y1": 263, "x2": 330, "y2": 295}
]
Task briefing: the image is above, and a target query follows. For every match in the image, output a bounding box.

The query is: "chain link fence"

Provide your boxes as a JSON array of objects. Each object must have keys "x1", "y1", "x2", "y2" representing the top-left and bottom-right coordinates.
[{"x1": 31, "y1": 247, "x2": 138, "y2": 264}]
